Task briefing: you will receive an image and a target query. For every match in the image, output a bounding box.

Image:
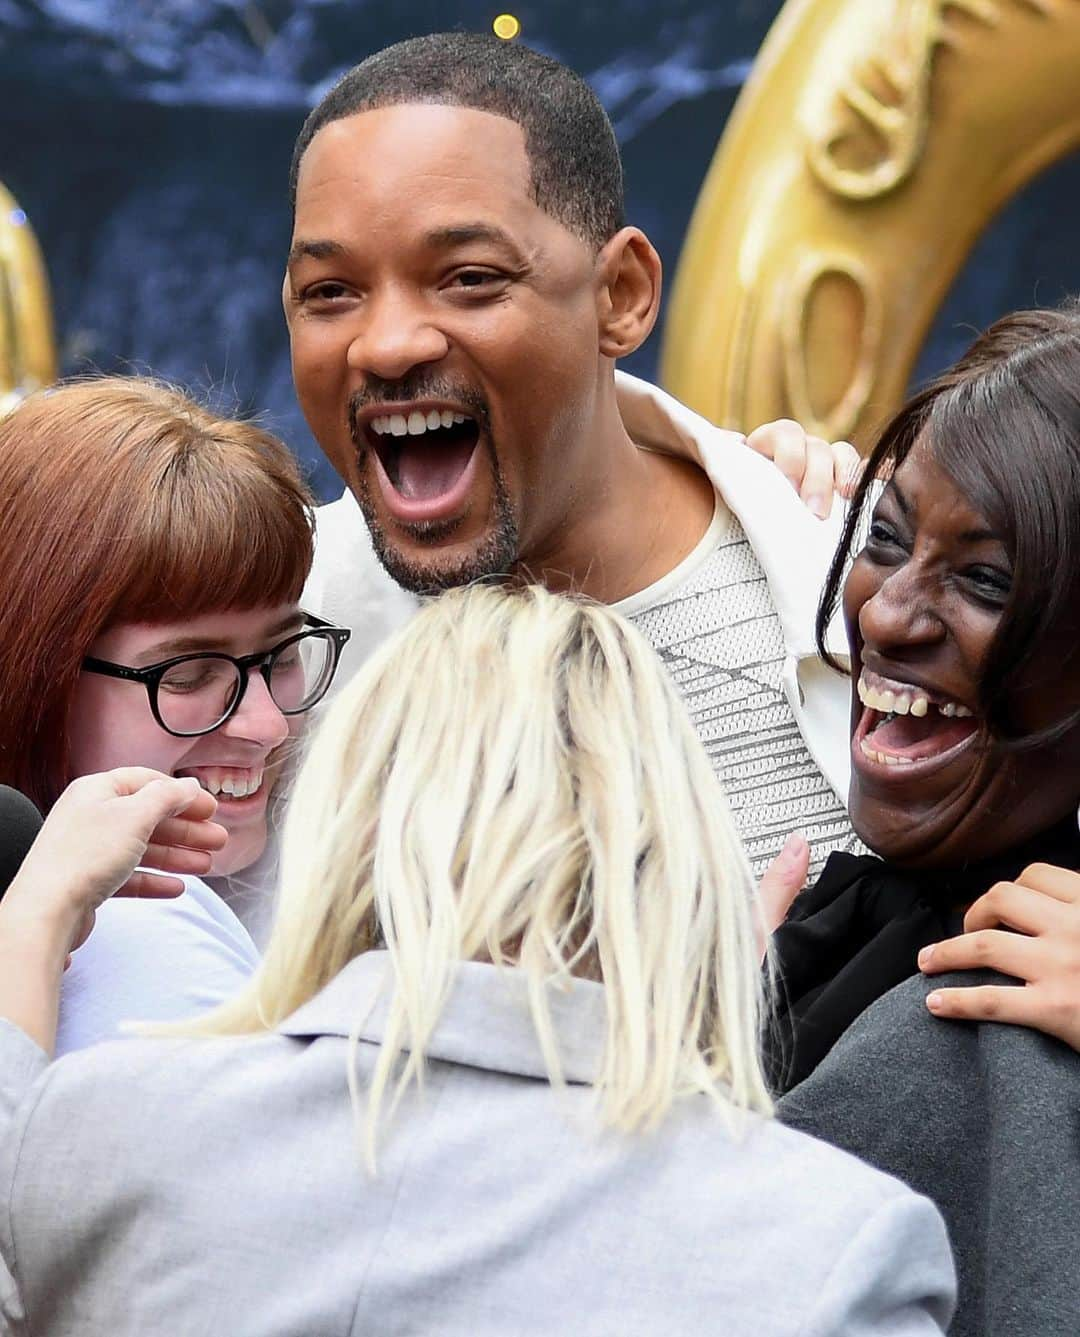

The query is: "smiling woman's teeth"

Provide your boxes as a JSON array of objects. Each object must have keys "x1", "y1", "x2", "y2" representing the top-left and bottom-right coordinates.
[
  {"x1": 859, "y1": 741, "x2": 915, "y2": 766},
  {"x1": 856, "y1": 672, "x2": 972, "y2": 719},
  {"x1": 181, "y1": 768, "x2": 265, "y2": 799}
]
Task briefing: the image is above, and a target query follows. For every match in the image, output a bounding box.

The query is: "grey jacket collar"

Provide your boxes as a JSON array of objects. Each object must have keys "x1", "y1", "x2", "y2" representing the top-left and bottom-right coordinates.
[{"x1": 277, "y1": 952, "x2": 607, "y2": 1086}]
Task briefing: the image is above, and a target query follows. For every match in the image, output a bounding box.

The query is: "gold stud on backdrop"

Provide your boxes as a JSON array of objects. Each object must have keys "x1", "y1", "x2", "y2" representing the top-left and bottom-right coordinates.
[{"x1": 493, "y1": 13, "x2": 521, "y2": 40}]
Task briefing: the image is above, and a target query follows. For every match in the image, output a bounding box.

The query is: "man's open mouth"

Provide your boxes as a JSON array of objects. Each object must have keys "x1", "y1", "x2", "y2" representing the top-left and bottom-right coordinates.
[
  {"x1": 854, "y1": 668, "x2": 979, "y2": 772},
  {"x1": 366, "y1": 405, "x2": 481, "y2": 510}
]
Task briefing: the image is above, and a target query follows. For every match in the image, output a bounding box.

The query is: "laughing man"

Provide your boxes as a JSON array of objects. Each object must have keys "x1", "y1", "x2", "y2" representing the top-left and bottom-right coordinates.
[{"x1": 288, "y1": 34, "x2": 859, "y2": 876}]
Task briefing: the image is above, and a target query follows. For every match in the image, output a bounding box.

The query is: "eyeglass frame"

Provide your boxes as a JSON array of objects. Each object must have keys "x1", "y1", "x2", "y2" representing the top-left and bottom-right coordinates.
[{"x1": 81, "y1": 612, "x2": 352, "y2": 739}]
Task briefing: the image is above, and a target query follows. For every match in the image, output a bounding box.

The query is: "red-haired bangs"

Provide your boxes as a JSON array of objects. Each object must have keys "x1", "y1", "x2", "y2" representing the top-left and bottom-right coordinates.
[
  {"x1": 0, "y1": 376, "x2": 315, "y2": 809},
  {"x1": 111, "y1": 425, "x2": 313, "y2": 622}
]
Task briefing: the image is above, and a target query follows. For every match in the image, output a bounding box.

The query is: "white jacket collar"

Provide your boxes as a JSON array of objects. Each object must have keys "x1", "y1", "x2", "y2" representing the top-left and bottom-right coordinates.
[
  {"x1": 613, "y1": 370, "x2": 847, "y2": 661},
  {"x1": 613, "y1": 371, "x2": 852, "y2": 804}
]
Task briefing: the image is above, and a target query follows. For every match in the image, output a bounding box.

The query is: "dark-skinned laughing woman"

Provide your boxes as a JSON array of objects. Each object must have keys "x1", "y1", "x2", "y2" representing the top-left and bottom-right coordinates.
[{"x1": 770, "y1": 304, "x2": 1080, "y2": 1337}]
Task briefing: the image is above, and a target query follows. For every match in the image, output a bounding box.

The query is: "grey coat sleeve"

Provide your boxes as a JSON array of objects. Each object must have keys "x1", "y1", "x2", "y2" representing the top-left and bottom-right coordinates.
[
  {"x1": 780, "y1": 971, "x2": 1080, "y2": 1337},
  {"x1": 800, "y1": 1188, "x2": 955, "y2": 1337},
  {"x1": 0, "y1": 1019, "x2": 50, "y2": 1334}
]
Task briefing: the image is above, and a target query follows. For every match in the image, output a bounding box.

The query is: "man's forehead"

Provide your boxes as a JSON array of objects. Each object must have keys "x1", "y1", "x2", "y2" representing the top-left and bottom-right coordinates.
[{"x1": 295, "y1": 102, "x2": 533, "y2": 205}]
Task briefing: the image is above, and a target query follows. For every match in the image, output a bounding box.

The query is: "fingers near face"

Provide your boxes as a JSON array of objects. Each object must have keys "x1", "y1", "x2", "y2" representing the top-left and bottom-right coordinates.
[
  {"x1": 1012, "y1": 861, "x2": 1080, "y2": 904},
  {"x1": 116, "y1": 870, "x2": 187, "y2": 899},
  {"x1": 962, "y1": 878, "x2": 1068, "y2": 935},
  {"x1": 798, "y1": 435, "x2": 834, "y2": 516},
  {"x1": 746, "y1": 419, "x2": 805, "y2": 491},
  {"x1": 146, "y1": 814, "x2": 229, "y2": 856},
  {"x1": 745, "y1": 421, "x2": 842, "y2": 518},
  {"x1": 918, "y1": 927, "x2": 1042, "y2": 979},
  {"x1": 832, "y1": 441, "x2": 863, "y2": 499}
]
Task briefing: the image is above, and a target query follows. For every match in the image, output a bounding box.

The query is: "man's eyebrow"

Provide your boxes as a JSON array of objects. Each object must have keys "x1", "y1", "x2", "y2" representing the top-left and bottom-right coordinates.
[
  {"x1": 135, "y1": 613, "x2": 306, "y2": 664},
  {"x1": 287, "y1": 238, "x2": 347, "y2": 267},
  {"x1": 422, "y1": 223, "x2": 524, "y2": 255},
  {"x1": 288, "y1": 227, "x2": 526, "y2": 268}
]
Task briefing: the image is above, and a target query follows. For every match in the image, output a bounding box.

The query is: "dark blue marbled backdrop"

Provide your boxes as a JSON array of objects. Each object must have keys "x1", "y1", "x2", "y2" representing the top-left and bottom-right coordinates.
[{"x1": 2, "y1": 0, "x2": 1078, "y2": 499}]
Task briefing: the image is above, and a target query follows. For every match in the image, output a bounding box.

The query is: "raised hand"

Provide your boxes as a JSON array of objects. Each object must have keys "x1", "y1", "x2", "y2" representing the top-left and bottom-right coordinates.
[
  {"x1": 14, "y1": 769, "x2": 227, "y2": 949},
  {"x1": 0, "y1": 769, "x2": 227, "y2": 1053},
  {"x1": 757, "y1": 832, "x2": 811, "y2": 959}
]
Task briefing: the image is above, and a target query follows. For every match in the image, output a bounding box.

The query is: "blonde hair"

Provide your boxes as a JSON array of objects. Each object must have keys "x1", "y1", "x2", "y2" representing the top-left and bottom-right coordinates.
[{"x1": 178, "y1": 584, "x2": 771, "y2": 1157}]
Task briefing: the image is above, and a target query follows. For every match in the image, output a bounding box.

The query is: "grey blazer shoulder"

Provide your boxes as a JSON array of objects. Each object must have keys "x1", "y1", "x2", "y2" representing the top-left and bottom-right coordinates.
[
  {"x1": 780, "y1": 969, "x2": 1080, "y2": 1337},
  {"x1": 0, "y1": 956, "x2": 955, "y2": 1336}
]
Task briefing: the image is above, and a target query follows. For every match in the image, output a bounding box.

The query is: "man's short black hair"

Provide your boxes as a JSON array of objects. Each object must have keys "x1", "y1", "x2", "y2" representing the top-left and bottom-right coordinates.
[{"x1": 290, "y1": 32, "x2": 624, "y2": 250}]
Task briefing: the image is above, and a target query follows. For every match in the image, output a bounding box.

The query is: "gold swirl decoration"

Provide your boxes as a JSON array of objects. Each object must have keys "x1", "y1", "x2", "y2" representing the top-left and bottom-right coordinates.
[
  {"x1": 660, "y1": 0, "x2": 1080, "y2": 447},
  {"x1": 0, "y1": 183, "x2": 57, "y2": 416}
]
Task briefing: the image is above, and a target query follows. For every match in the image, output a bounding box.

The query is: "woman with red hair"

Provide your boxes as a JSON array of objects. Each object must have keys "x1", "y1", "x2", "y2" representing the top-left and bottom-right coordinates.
[{"x1": 0, "y1": 376, "x2": 350, "y2": 1052}]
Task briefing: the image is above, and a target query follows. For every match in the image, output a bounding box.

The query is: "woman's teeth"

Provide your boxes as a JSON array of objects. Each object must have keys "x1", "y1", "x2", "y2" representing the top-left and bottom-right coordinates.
[
  {"x1": 857, "y1": 672, "x2": 972, "y2": 719},
  {"x1": 180, "y1": 767, "x2": 265, "y2": 799},
  {"x1": 859, "y1": 740, "x2": 915, "y2": 766}
]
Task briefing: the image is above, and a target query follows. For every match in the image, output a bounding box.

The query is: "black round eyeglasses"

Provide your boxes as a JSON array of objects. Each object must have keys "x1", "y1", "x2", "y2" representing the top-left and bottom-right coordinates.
[{"x1": 82, "y1": 613, "x2": 352, "y2": 738}]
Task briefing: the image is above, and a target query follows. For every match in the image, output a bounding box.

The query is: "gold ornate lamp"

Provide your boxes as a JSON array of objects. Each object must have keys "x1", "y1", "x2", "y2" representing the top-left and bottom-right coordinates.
[
  {"x1": 0, "y1": 183, "x2": 57, "y2": 416},
  {"x1": 661, "y1": 0, "x2": 1080, "y2": 447}
]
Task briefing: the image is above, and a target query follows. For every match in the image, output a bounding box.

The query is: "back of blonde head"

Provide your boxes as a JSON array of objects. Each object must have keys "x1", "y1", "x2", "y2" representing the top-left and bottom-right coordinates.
[{"x1": 185, "y1": 584, "x2": 771, "y2": 1154}]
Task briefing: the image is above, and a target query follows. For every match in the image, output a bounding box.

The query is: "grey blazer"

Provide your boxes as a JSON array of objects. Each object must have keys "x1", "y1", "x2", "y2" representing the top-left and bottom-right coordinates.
[
  {"x1": 779, "y1": 970, "x2": 1080, "y2": 1337},
  {"x1": 0, "y1": 954, "x2": 955, "y2": 1336}
]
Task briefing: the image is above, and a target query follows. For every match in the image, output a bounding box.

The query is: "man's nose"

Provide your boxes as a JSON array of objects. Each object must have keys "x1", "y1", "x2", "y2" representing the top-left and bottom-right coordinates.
[
  {"x1": 346, "y1": 286, "x2": 450, "y2": 382},
  {"x1": 858, "y1": 569, "x2": 945, "y2": 654},
  {"x1": 223, "y1": 670, "x2": 290, "y2": 750}
]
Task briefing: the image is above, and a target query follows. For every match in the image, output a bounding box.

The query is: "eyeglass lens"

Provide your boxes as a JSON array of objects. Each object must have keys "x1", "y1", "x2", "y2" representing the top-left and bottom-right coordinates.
[{"x1": 155, "y1": 634, "x2": 337, "y2": 734}]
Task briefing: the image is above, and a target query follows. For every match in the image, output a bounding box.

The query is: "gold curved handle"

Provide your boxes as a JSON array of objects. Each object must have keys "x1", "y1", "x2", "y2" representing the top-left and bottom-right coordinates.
[
  {"x1": 661, "y1": 0, "x2": 1080, "y2": 447},
  {"x1": 0, "y1": 183, "x2": 57, "y2": 416}
]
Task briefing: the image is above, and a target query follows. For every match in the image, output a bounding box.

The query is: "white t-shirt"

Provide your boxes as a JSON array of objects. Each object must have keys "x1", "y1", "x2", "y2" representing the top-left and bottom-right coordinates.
[
  {"x1": 56, "y1": 876, "x2": 259, "y2": 1057},
  {"x1": 615, "y1": 504, "x2": 858, "y2": 877}
]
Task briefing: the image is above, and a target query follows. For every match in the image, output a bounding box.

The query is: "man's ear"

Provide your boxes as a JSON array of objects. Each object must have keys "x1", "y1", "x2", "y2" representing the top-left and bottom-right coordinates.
[{"x1": 595, "y1": 228, "x2": 662, "y2": 359}]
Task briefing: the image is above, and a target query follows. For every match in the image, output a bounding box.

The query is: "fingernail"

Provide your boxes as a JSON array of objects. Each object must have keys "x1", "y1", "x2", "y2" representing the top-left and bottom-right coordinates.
[
  {"x1": 918, "y1": 945, "x2": 934, "y2": 968},
  {"x1": 926, "y1": 991, "x2": 943, "y2": 1011},
  {"x1": 808, "y1": 495, "x2": 828, "y2": 520},
  {"x1": 782, "y1": 833, "x2": 807, "y2": 861}
]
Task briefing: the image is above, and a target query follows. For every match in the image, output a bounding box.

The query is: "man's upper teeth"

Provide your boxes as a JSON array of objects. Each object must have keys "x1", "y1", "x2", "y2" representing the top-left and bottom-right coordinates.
[
  {"x1": 857, "y1": 673, "x2": 972, "y2": 718},
  {"x1": 371, "y1": 410, "x2": 467, "y2": 436}
]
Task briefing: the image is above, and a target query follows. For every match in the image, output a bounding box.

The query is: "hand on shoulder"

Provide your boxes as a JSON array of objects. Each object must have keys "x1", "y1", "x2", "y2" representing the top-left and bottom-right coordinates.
[
  {"x1": 745, "y1": 420, "x2": 862, "y2": 519},
  {"x1": 917, "y1": 861, "x2": 1080, "y2": 1051}
]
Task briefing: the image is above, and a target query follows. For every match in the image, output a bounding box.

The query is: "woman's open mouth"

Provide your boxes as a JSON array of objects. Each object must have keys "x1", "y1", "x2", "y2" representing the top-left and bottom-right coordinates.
[
  {"x1": 174, "y1": 764, "x2": 269, "y2": 813},
  {"x1": 852, "y1": 668, "x2": 980, "y2": 779},
  {"x1": 365, "y1": 404, "x2": 482, "y2": 524}
]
